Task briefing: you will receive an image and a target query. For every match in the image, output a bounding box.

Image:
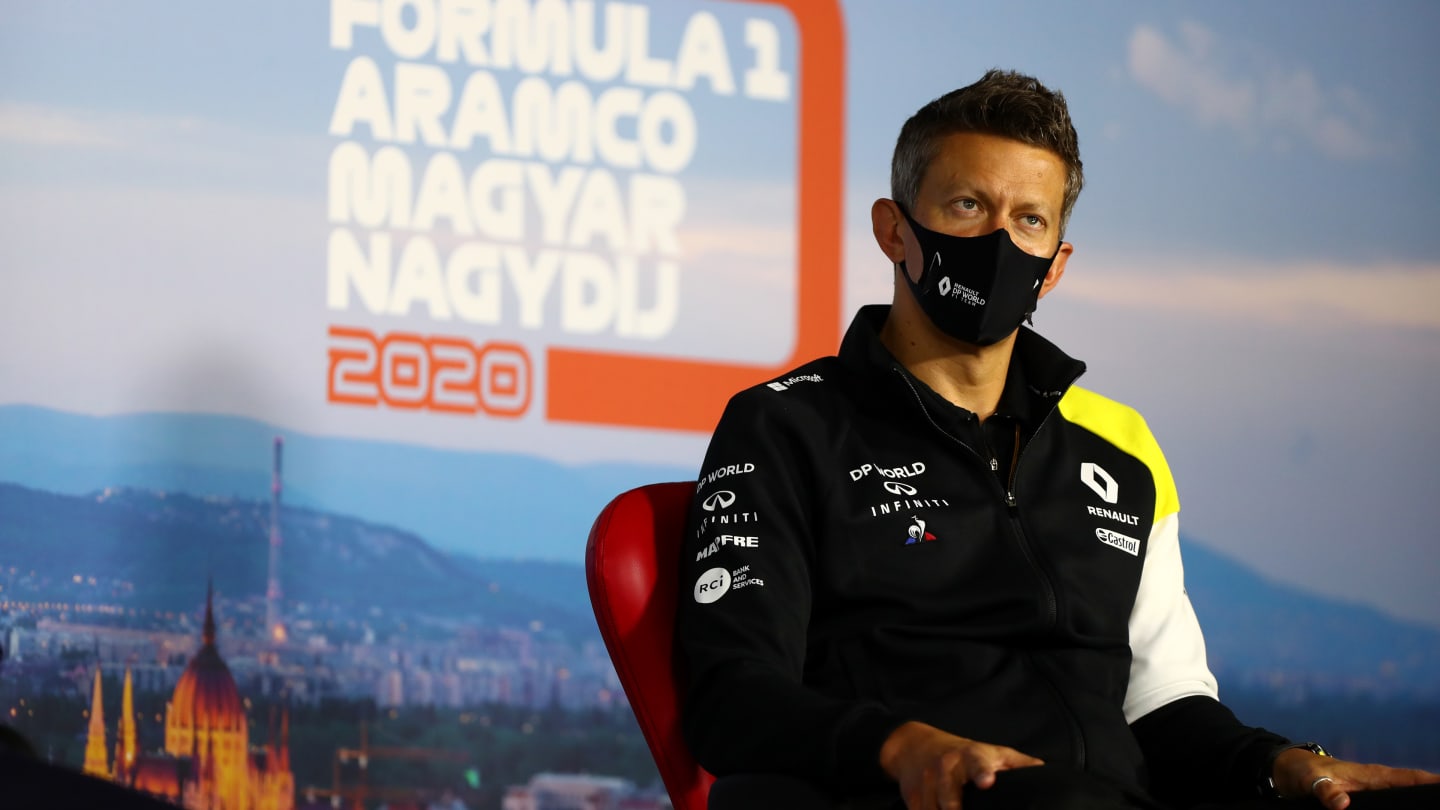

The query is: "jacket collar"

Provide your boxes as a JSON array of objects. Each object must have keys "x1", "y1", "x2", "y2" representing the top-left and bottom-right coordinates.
[{"x1": 838, "y1": 304, "x2": 1086, "y2": 429}]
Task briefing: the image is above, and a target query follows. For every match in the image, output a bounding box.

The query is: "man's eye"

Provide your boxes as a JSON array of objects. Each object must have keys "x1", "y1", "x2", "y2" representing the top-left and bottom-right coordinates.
[
  {"x1": 1021, "y1": 215, "x2": 1043, "y2": 228},
  {"x1": 956, "y1": 199, "x2": 978, "y2": 211}
]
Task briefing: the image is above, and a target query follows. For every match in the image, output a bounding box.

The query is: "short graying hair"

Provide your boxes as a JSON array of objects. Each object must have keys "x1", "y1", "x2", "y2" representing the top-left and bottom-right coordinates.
[{"x1": 890, "y1": 69, "x2": 1084, "y2": 234}]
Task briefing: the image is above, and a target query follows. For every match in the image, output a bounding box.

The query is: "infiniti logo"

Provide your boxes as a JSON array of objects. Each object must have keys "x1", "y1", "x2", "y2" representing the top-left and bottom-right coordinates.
[
  {"x1": 883, "y1": 481, "x2": 918, "y2": 496},
  {"x1": 702, "y1": 490, "x2": 737, "y2": 511}
]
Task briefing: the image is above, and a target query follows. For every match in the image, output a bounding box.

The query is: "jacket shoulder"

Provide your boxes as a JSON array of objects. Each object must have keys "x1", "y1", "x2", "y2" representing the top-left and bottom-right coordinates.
[
  {"x1": 1057, "y1": 385, "x2": 1179, "y2": 521},
  {"x1": 723, "y1": 356, "x2": 849, "y2": 413}
]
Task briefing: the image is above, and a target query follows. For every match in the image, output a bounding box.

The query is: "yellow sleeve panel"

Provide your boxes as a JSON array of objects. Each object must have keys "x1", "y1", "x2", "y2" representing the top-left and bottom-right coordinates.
[{"x1": 1058, "y1": 385, "x2": 1180, "y2": 524}]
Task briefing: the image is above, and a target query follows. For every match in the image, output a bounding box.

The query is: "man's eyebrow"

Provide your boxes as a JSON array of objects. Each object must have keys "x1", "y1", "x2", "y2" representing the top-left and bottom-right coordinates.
[
  {"x1": 931, "y1": 180, "x2": 985, "y2": 200},
  {"x1": 1016, "y1": 196, "x2": 1060, "y2": 216},
  {"x1": 1007, "y1": 185, "x2": 1063, "y2": 215},
  {"x1": 943, "y1": 185, "x2": 1060, "y2": 217}
]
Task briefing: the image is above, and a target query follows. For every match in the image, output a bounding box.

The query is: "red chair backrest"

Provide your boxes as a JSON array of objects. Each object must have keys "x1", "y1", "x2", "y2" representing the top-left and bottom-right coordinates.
[{"x1": 586, "y1": 482, "x2": 715, "y2": 810}]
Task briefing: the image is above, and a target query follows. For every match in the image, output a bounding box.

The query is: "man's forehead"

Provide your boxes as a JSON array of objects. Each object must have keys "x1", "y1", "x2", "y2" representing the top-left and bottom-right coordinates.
[{"x1": 921, "y1": 132, "x2": 1066, "y2": 203}]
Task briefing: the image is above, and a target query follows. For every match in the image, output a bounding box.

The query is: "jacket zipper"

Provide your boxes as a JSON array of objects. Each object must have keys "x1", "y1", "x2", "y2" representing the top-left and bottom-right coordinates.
[
  {"x1": 892, "y1": 369, "x2": 1060, "y2": 626},
  {"x1": 891, "y1": 367, "x2": 1086, "y2": 768},
  {"x1": 999, "y1": 424, "x2": 1057, "y2": 626},
  {"x1": 1002, "y1": 397, "x2": 1088, "y2": 768},
  {"x1": 1006, "y1": 423, "x2": 1021, "y2": 505}
]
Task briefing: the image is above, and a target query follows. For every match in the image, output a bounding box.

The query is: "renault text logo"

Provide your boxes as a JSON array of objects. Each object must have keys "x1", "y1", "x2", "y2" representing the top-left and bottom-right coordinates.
[
  {"x1": 1080, "y1": 462, "x2": 1118, "y2": 504},
  {"x1": 883, "y1": 480, "x2": 918, "y2": 496},
  {"x1": 702, "y1": 490, "x2": 737, "y2": 511}
]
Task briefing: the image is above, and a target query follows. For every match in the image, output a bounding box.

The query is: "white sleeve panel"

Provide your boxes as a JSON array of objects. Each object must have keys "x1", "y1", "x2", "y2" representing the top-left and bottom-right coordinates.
[{"x1": 1123, "y1": 512, "x2": 1219, "y2": 723}]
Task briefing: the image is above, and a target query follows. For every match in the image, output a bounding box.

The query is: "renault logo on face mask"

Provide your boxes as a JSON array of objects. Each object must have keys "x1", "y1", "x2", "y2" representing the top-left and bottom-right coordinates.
[
  {"x1": 1080, "y1": 462, "x2": 1119, "y2": 504},
  {"x1": 702, "y1": 490, "x2": 737, "y2": 511}
]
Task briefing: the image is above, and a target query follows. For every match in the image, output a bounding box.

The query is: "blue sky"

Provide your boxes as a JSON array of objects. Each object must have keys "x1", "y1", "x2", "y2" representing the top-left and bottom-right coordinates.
[
  {"x1": 1, "y1": 1, "x2": 1437, "y2": 627},
  {"x1": 843, "y1": 0, "x2": 1440, "y2": 260}
]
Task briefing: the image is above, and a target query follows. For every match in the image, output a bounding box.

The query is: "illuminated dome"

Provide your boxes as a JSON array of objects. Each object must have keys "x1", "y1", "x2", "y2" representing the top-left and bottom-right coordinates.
[
  {"x1": 166, "y1": 583, "x2": 248, "y2": 757},
  {"x1": 171, "y1": 643, "x2": 245, "y2": 732},
  {"x1": 84, "y1": 576, "x2": 295, "y2": 810}
]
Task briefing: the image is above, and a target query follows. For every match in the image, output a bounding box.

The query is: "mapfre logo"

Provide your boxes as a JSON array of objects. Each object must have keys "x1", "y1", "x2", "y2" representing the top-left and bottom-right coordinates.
[
  {"x1": 1080, "y1": 462, "x2": 1119, "y2": 504},
  {"x1": 693, "y1": 566, "x2": 731, "y2": 604},
  {"x1": 702, "y1": 490, "x2": 737, "y2": 512}
]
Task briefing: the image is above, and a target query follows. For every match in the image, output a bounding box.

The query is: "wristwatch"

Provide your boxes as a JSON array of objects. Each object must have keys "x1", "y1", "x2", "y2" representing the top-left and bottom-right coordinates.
[{"x1": 1260, "y1": 741, "x2": 1332, "y2": 797}]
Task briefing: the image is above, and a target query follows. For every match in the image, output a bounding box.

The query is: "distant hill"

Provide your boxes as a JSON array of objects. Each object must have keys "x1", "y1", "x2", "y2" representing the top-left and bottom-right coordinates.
[
  {"x1": 0, "y1": 404, "x2": 694, "y2": 562},
  {"x1": 0, "y1": 482, "x2": 597, "y2": 639},
  {"x1": 450, "y1": 556, "x2": 597, "y2": 622},
  {"x1": 1184, "y1": 540, "x2": 1440, "y2": 697}
]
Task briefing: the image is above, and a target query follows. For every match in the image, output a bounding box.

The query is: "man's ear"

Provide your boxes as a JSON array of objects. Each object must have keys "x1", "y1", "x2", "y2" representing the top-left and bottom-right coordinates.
[
  {"x1": 1037, "y1": 241, "x2": 1073, "y2": 300},
  {"x1": 871, "y1": 198, "x2": 908, "y2": 264}
]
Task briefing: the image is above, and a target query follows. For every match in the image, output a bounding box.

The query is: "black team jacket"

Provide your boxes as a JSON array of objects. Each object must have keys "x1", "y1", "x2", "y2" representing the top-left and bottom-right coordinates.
[{"x1": 677, "y1": 305, "x2": 1288, "y2": 805}]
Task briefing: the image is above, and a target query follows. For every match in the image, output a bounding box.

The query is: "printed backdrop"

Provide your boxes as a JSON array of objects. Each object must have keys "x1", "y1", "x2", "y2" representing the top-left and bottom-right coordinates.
[{"x1": 2, "y1": 1, "x2": 1438, "y2": 806}]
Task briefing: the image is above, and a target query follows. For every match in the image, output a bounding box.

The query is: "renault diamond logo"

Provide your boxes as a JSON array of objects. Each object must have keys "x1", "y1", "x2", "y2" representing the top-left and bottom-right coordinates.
[
  {"x1": 938, "y1": 276, "x2": 952, "y2": 296},
  {"x1": 702, "y1": 490, "x2": 737, "y2": 512},
  {"x1": 1080, "y1": 462, "x2": 1118, "y2": 504},
  {"x1": 883, "y1": 481, "x2": 918, "y2": 496}
]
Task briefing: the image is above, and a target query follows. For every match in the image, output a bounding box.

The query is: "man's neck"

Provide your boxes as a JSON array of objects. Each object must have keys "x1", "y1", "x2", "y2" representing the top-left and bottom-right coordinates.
[{"x1": 878, "y1": 301, "x2": 1016, "y2": 421}]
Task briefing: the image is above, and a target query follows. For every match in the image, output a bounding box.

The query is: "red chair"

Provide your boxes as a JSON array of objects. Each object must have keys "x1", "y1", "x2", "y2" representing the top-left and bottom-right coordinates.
[{"x1": 586, "y1": 482, "x2": 715, "y2": 810}]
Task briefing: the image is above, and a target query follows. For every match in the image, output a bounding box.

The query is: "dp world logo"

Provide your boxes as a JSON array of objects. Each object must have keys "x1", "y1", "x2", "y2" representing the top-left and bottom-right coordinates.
[
  {"x1": 938, "y1": 276, "x2": 952, "y2": 297},
  {"x1": 883, "y1": 481, "x2": 917, "y2": 496},
  {"x1": 1080, "y1": 462, "x2": 1118, "y2": 504},
  {"x1": 702, "y1": 490, "x2": 737, "y2": 512}
]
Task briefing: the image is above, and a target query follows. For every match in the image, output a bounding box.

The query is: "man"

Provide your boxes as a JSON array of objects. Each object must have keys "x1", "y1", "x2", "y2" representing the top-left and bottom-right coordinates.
[{"x1": 675, "y1": 69, "x2": 1440, "y2": 810}]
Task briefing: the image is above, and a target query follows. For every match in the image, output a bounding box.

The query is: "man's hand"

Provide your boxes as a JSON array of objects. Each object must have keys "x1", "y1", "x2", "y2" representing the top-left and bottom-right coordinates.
[
  {"x1": 1272, "y1": 748, "x2": 1440, "y2": 810},
  {"x1": 879, "y1": 721, "x2": 1043, "y2": 810}
]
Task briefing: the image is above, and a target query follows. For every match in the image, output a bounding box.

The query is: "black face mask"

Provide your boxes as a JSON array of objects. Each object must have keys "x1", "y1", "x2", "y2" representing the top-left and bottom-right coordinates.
[{"x1": 897, "y1": 207, "x2": 1059, "y2": 346}]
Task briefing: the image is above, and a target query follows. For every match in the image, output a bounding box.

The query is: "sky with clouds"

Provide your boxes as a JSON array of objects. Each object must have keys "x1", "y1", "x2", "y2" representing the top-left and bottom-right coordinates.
[{"x1": 1, "y1": 0, "x2": 1437, "y2": 626}]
